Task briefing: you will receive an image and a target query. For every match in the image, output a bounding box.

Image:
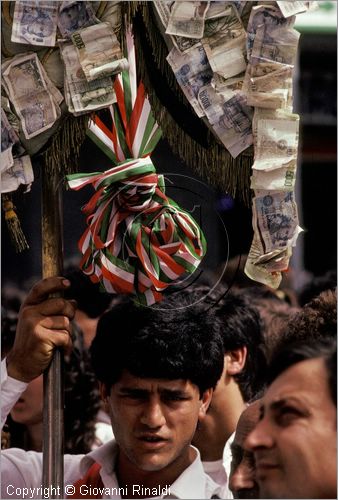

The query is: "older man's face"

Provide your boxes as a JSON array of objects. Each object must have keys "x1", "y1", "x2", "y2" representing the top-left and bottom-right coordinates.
[
  {"x1": 229, "y1": 401, "x2": 260, "y2": 499},
  {"x1": 245, "y1": 358, "x2": 337, "y2": 499}
]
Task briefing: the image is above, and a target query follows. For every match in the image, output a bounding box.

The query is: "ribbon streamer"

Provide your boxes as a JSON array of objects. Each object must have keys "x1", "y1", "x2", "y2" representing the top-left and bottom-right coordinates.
[{"x1": 67, "y1": 157, "x2": 206, "y2": 305}]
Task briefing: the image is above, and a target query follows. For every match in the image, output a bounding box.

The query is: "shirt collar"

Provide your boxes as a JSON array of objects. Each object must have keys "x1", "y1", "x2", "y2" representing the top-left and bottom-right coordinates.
[{"x1": 80, "y1": 442, "x2": 219, "y2": 499}]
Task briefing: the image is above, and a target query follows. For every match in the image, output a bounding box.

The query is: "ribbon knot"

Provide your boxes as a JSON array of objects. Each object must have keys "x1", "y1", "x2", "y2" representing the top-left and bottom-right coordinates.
[{"x1": 67, "y1": 157, "x2": 206, "y2": 305}]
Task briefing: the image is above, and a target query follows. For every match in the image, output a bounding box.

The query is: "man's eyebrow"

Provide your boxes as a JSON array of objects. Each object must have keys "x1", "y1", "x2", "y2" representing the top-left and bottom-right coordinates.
[
  {"x1": 118, "y1": 387, "x2": 149, "y2": 396},
  {"x1": 160, "y1": 388, "x2": 191, "y2": 398}
]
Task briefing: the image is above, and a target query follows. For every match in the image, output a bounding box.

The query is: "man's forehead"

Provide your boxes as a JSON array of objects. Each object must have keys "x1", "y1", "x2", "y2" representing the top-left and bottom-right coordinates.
[
  {"x1": 113, "y1": 370, "x2": 196, "y2": 392},
  {"x1": 263, "y1": 357, "x2": 330, "y2": 408}
]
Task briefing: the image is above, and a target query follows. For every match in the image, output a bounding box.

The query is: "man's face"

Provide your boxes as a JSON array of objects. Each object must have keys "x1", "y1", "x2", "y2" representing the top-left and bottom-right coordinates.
[
  {"x1": 229, "y1": 401, "x2": 260, "y2": 499},
  {"x1": 245, "y1": 358, "x2": 337, "y2": 499},
  {"x1": 103, "y1": 370, "x2": 212, "y2": 478}
]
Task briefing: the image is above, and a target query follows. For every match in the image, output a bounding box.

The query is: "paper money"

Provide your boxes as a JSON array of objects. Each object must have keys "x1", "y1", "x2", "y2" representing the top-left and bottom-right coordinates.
[
  {"x1": 1, "y1": 109, "x2": 19, "y2": 154},
  {"x1": 11, "y1": 1, "x2": 59, "y2": 47},
  {"x1": 59, "y1": 41, "x2": 117, "y2": 115},
  {"x1": 167, "y1": 45, "x2": 213, "y2": 117},
  {"x1": 198, "y1": 84, "x2": 253, "y2": 158},
  {"x1": 57, "y1": 1, "x2": 98, "y2": 39},
  {"x1": 2, "y1": 53, "x2": 60, "y2": 139},
  {"x1": 253, "y1": 191, "x2": 299, "y2": 253},
  {"x1": 245, "y1": 236, "x2": 283, "y2": 289},
  {"x1": 251, "y1": 164, "x2": 297, "y2": 191},
  {"x1": 203, "y1": 4, "x2": 246, "y2": 79},
  {"x1": 71, "y1": 22, "x2": 128, "y2": 82},
  {"x1": 276, "y1": 1, "x2": 307, "y2": 18},
  {"x1": 166, "y1": 1, "x2": 210, "y2": 39},
  {"x1": 1, "y1": 155, "x2": 34, "y2": 193},
  {"x1": 244, "y1": 62, "x2": 293, "y2": 109},
  {"x1": 251, "y1": 24, "x2": 300, "y2": 66},
  {"x1": 153, "y1": 1, "x2": 200, "y2": 53},
  {"x1": 246, "y1": 5, "x2": 296, "y2": 59},
  {"x1": 252, "y1": 109, "x2": 299, "y2": 170}
]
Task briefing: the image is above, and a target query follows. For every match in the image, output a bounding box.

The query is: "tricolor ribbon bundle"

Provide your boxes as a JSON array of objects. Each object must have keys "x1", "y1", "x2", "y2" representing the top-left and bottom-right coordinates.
[
  {"x1": 67, "y1": 157, "x2": 206, "y2": 305},
  {"x1": 67, "y1": 28, "x2": 206, "y2": 305}
]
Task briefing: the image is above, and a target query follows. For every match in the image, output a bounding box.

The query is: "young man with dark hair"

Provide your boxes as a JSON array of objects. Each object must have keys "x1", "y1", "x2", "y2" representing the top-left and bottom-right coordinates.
[
  {"x1": 245, "y1": 338, "x2": 337, "y2": 499},
  {"x1": 189, "y1": 287, "x2": 267, "y2": 496},
  {"x1": 1, "y1": 277, "x2": 225, "y2": 499}
]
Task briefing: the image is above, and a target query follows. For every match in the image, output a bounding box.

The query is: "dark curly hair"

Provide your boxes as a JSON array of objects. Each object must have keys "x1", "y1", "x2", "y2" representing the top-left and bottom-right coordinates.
[{"x1": 90, "y1": 294, "x2": 225, "y2": 396}]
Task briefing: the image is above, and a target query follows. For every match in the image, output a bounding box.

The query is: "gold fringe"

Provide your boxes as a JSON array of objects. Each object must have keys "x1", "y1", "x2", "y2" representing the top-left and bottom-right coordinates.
[
  {"x1": 2, "y1": 194, "x2": 29, "y2": 253},
  {"x1": 122, "y1": 3, "x2": 253, "y2": 204},
  {"x1": 41, "y1": 113, "x2": 89, "y2": 180}
]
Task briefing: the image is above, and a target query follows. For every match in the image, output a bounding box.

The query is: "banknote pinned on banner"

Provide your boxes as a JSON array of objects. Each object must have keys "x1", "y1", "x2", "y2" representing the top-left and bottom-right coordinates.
[
  {"x1": 252, "y1": 190, "x2": 299, "y2": 254},
  {"x1": 198, "y1": 84, "x2": 253, "y2": 158},
  {"x1": 166, "y1": 1, "x2": 210, "y2": 39},
  {"x1": 1, "y1": 155, "x2": 34, "y2": 194},
  {"x1": 11, "y1": 0, "x2": 59, "y2": 47},
  {"x1": 57, "y1": 0, "x2": 99, "y2": 39},
  {"x1": 203, "y1": 3, "x2": 247, "y2": 80},
  {"x1": 2, "y1": 53, "x2": 61, "y2": 139},
  {"x1": 71, "y1": 22, "x2": 129, "y2": 82},
  {"x1": 59, "y1": 41, "x2": 117, "y2": 115},
  {"x1": 167, "y1": 45, "x2": 213, "y2": 117}
]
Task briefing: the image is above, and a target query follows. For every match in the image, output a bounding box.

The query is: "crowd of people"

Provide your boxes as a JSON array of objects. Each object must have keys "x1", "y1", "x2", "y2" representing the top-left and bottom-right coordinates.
[{"x1": 1, "y1": 264, "x2": 336, "y2": 499}]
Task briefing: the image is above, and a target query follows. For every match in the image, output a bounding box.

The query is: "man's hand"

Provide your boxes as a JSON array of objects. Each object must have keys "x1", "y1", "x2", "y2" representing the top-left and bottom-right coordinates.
[{"x1": 6, "y1": 277, "x2": 77, "y2": 383}]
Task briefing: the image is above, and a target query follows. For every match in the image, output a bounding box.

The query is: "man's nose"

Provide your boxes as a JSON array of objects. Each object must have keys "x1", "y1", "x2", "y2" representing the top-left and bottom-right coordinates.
[
  {"x1": 245, "y1": 419, "x2": 274, "y2": 451},
  {"x1": 140, "y1": 399, "x2": 166, "y2": 428},
  {"x1": 229, "y1": 460, "x2": 255, "y2": 494}
]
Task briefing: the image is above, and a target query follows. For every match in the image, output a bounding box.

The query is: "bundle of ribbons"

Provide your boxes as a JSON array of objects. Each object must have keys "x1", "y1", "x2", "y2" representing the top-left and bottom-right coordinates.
[{"x1": 67, "y1": 30, "x2": 206, "y2": 306}]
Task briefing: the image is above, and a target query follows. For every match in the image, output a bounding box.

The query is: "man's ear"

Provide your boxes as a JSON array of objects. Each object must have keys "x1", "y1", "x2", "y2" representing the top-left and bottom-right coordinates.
[
  {"x1": 198, "y1": 387, "x2": 213, "y2": 420},
  {"x1": 225, "y1": 346, "x2": 247, "y2": 375}
]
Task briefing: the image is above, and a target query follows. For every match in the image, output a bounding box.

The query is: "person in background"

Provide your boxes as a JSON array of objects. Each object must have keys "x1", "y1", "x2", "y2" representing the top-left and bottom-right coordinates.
[
  {"x1": 229, "y1": 399, "x2": 261, "y2": 499},
  {"x1": 297, "y1": 269, "x2": 336, "y2": 306},
  {"x1": 245, "y1": 337, "x2": 336, "y2": 499},
  {"x1": 172, "y1": 286, "x2": 267, "y2": 497},
  {"x1": 1, "y1": 282, "x2": 101, "y2": 454}
]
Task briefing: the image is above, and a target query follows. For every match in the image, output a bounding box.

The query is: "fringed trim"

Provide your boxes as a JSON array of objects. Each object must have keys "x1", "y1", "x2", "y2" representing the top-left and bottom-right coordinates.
[
  {"x1": 122, "y1": 2, "x2": 253, "y2": 204},
  {"x1": 41, "y1": 113, "x2": 89, "y2": 179}
]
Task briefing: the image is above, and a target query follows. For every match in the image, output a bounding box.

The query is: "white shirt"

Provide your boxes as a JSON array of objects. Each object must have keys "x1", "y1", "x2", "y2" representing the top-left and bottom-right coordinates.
[{"x1": 1, "y1": 360, "x2": 222, "y2": 499}]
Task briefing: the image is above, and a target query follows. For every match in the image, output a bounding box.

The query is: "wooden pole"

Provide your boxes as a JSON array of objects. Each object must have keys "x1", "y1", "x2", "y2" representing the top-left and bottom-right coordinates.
[{"x1": 41, "y1": 168, "x2": 64, "y2": 498}]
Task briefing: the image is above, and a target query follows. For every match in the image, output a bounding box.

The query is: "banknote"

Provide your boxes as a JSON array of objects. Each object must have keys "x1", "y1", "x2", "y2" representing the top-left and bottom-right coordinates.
[
  {"x1": 167, "y1": 45, "x2": 213, "y2": 117},
  {"x1": 57, "y1": 1, "x2": 98, "y2": 39},
  {"x1": 246, "y1": 5, "x2": 296, "y2": 59},
  {"x1": 251, "y1": 24, "x2": 300, "y2": 66},
  {"x1": 153, "y1": 1, "x2": 200, "y2": 53},
  {"x1": 212, "y1": 72, "x2": 245, "y2": 93},
  {"x1": 198, "y1": 84, "x2": 253, "y2": 158},
  {"x1": 1, "y1": 155, "x2": 34, "y2": 193},
  {"x1": 244, "y1": 236, "x2": 283, "y2": 289},
  {"x1": 253, "y1": 190, "x2": 299, "y2": 253},
  {"x1": 244, "y1": 62, "x2": 293, "y2": 109},
  {"x1": 71, "y1": 22, "x2": 128, "y2": 81},
  {"x1": 59, "y1": 41, "x2": 117, "y2": 115},
  {"x1": 276, "y1": 1, "x2": 308, "y2": 18},
  {"x1": 2, "y1": 53, "x2": 60, "y2": 139},
  {"x1": 1, "y1": 109, "x2": 19, "y2": 153},
  {"x1": 203, "y1": 4, "x2": 246, "y2": 79},
  {"x1": 250, "y1": 163, "x2": 297, "y2": 191},
  {"x1": 166, "y1": 1, "x2": 210, "y2": 39},
  {"x1": 252, "y1": 109, "x2": 299, "y2": 170},
  {"x1": 11, "y1": 0, "x2": 59, "y2": 47}
]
